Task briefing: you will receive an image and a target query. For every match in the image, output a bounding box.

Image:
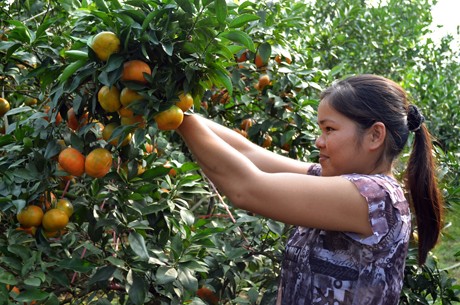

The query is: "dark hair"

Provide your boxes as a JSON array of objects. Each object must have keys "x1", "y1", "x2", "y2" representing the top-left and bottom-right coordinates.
[{"x1": 320, "y1": 74, "x2": 443, "y2": 265}]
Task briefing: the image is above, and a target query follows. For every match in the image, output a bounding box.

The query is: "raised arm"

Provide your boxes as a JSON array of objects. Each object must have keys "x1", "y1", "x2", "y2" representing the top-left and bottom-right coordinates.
[
  {"x1": 178, "y1": 115, "x2": 373, "y2": 236},
  {"x1": 193, "y1": 114, "x2": 313, "y2": 174}
]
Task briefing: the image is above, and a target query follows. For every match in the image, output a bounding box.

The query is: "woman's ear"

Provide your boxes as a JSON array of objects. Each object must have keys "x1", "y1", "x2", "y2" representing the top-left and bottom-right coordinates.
[{"x1": 368, "y1": 122, "x2": 386, "y2": 150}]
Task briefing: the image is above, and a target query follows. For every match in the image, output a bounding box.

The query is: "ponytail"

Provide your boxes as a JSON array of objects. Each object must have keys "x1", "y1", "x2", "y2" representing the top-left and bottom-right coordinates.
[{"x1": 405, "y1": 125, "x2": 443, "y2": 265}]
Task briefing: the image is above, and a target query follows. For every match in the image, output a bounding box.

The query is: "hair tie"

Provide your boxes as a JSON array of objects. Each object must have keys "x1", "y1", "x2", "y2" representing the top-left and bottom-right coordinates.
[{"x1": 407, "y1": 105, "x2": 425, "y2": 132}]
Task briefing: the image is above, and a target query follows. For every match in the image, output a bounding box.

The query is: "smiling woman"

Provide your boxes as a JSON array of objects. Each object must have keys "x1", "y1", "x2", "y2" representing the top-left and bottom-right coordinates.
[{"x1": 177, "y1": 74, "x2": 444, "y2": 305}]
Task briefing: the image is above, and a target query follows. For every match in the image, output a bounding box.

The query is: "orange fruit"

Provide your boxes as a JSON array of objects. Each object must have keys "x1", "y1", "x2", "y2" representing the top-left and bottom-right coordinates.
[
  {"x1": 233, "y1": 128, "x2": 248, "y2": 138},
  {"x1": 67, "y1": 107, "x2": 79, "y2": 130},
  {"x1": 43, "y1": 106, "x2": 62, "y2": 125},
  {"x1": 102, "y1": 122, "x2": 132, "y2": 146},
  {"x1": 0, "y1": 97, "x2": 10, "y2": 116},
  {"x1": 120, "y1": 87, "x2": 143, "y2": 106},
  {"x1": 24, "y1": 97, "x2": 38, "y2": 106},
  {"x1": 58, "y1": 147, "x2": 86, "y2": 176},
  {"x1": 90, "y1": 31, "x2": 120, "y2": 61},
  {"x1": 257, "y1": 74, "x2": 270, "y2": 90},
  {"x1": 16, "y1": 226, "x2": 37, "y2": 236},
  {"x1": 85, "y1": 148, "x2": 113, "y2": 178},
  {"x1": 197, "y1": 287, "x2": 219, "y2": 305},
  {"x1": 262, "y1": 133, "x2": 273, "y2": 148},
  {"x1": 17, "y1": 205, "x2": 44, "y2": 228},
  {"x1": 176, "y1": 92, "x2": 194, "y2": 112},
  {"x1": 56, "y1": 198, "x2": 74, "y2": 217},
  {"x1": 118, "y1": 106, "x2": 134, "y2": 117},
  {"x1": 98, "y1": 85, "x2": 121, "y2": 112},
  {"x1": 42, "y1": 208, "x2": 69, "y2": 232},
  {"x1": 255, "y1": 53, "x2": 265, "y2": 68},
  {"x1": 121, "y1": 60, "x2": 151, "y2": 84},
  {"x1": 236, "y1": 51, "x2": 248, "y2": 62},
  {"x1": 163, "y1": 161, "x2": 177, "y2": 177},
  {"x1": 144, "y1": 143, "x2": 155, "y2": 154},
  {"x1": 240, "y1": 118, "x2": 254, "y2": 130},
  {"x1": 154, "y1": 105, "x2": 184, "y2": 131},
  {"x1": 121, "y1": 115, "x2": 146, "y2": 128}
]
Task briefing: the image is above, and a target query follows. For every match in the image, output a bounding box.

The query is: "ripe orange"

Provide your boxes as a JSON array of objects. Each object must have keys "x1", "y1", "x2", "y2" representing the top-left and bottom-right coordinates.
[
  {"x1": 154, "y1": 105, "x2": 184, "y2": 131},
  {"x1": 0, "y1": 97, "x2": 10, "y2": 116},
  {"x1": 67, "y1": 107, "x2": 79, "y2": 130},
  {"x1": 90, "y1": 31, "x2": 120, "y2": 61},
  {"x1": 255, "y1": 53, "x2": 266, "y2": 68},
  {"x1": 163, "y1": 161, "x2": 177, "y2": 177},
  {"x1": 58, "y1": 147, "x2": 86, "y2": 176},
  {"x1": 120, "y1": 87, "x2": 143, "y2": 106},
  {"x1": 233, "y1": 128, "x2": 248, "y2": 138},
  {"x1": 176, "y1": 92, "x2": 193, "y2": 112},
  {"x1": 102, "y1": 122, "x2": 132, "y2": 146},
  {"x1": 66, "y1": 108, "x2": 88, "y2": 130},
  {"x1": 121, "y1": 60, "x2": 151, "y2": 84},
  {"x1": 98, "y1": 85, "x2": 121, "y2": 112},
  {"x1": 85, "y1": 148, "x2": 113, "y2": 178},
  {"x1": 196, "y1": 287, "x2": 219, "y2": 305},
  {"x1": 43, "y1": 106, "x2": 62, "y2": 125},
  {"x1": 144, "y1": 143, "x2": 155, "y2": 154},
  {"x1": 118, "y1": 106, "x2": 134, "y2": 117},
  {"x1": 262, "y1": 133, "x2": 273, "y2": 148},
  {"x1": 17, "y1": 205, "x2": 44, "y2": 228},
  {"x1": 42, "y1": 208, "x2": 69, "y2": 232},
  {"x1": 16, "y1": 226, "x2": 37, "y2": 236},
  {"x1": 240, "y1": 118, "x2": 254, "y2": 130},
  {"x1": 236, "y1": 51, "x2": 248, "y2": 62},
  {"x1": 121, "y1": 115, "x2": 146, "y2": 128},
  {"x1": 56, "y1": 198, "x2": 74, "y2": 217},
  {"x1": 257, "y1": 74, "x2": 270, "y2": 90}
]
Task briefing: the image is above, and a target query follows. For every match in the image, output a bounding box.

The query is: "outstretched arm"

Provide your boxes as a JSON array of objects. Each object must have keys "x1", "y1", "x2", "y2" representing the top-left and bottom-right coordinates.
[
  {"x1": 177, "y1": 115, "x2": 373, "y2": 236},
  {"x1": 192, "y1": 114, "x2": 313, "y2": 174}
]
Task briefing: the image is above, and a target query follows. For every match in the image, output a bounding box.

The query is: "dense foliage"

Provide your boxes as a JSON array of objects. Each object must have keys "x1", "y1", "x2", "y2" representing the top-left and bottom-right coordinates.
[{"x1": 0, "y1": 0, "x2": 459, "y2": 304}]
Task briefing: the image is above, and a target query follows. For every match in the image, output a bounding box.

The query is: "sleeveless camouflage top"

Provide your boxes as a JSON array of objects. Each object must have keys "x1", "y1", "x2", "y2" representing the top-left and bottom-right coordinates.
[{"x1": 277, "y1": 164, "x2": 411, "y2": 305}]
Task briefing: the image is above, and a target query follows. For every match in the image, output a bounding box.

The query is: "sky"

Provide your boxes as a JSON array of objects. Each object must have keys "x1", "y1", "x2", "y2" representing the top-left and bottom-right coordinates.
[{"x1": 429, "y1": 0, "x2": 460, "y2": 42}]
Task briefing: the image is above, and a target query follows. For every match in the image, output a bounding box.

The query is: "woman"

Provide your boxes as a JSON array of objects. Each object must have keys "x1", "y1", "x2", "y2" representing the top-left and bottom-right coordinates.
[{"x1": 177, "y1": 74, "x2": 443, "y2": 304}]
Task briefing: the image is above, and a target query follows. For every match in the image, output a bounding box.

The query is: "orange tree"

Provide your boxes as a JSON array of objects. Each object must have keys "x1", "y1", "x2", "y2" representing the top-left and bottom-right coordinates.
[{"x1": 1, "y1": 0, "x2": 460, "y2": 304}]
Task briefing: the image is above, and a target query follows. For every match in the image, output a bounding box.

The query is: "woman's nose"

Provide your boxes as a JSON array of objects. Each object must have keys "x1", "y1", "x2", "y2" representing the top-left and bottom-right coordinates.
[{"x1": 315, "y1": 134, "x2": 325, "y2": 148}]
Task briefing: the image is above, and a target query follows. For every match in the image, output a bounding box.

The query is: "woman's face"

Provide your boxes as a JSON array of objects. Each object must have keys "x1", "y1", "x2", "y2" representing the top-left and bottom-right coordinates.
[{"x1": 315, "y1": 99, "x2": 372, "y2": 176}]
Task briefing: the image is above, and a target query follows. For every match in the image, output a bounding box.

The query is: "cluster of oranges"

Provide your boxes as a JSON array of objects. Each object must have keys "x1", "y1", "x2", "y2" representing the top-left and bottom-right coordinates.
[
  {"x1": 91, "y1": 31, "x2": 194, "y2": 132},
  {"x1": 58, "y1": 147, "x2": 113, "y2": 178},
  {"x1": 16, "y1": 193, "x2": 73, "y2": 238}
]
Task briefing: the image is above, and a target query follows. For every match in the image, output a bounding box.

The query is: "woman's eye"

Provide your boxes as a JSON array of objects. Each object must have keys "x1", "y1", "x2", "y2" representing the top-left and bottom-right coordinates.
[{"x1": 325, "y1": 127, "x2": 334, "y2": 132}]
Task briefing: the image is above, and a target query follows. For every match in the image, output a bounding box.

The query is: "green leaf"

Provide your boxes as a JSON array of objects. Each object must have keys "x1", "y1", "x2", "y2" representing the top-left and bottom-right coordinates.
[
  {"x1": 229, "y1": 14, "x2": 260, "y2": 28},
  {"x1": 156, "y1": 266, "x2": 178, "y2": 284},
  {"x1": 180, "y1": 209, "x2": 195, "y2": 226},
  {"x1": 177, "y1": 268, "x2": 198, "y2": 291},
  {"x1": 0, "y1": 271, "x2": 18, "y2": 285},
  {"x1": 64, "y1": 50, "x2": 88, "y2": 60},
  {"x1": 175, "y1": 0, "x2": 196, "y2": 14},
  {"x1": 128, "y1": 231, "x2": 149, "y2": 260},
  {"x1": 57, "y1": 257, "x2": 95, "y2": 272},
  {"x1": 88, "y1": 266, "x2": 117, "y2": 286},
  {"x1": 215, "y1": 0, "x2": 227, "y2": 25},
  {"x1": 58, "y1": 59, "x2": 87, "y2": 83},
  {"x1": 257, "y1": 41, "x2": 271, "y2": 62},
  {"x1": 208, "y1": 65, "x2": 233, "y2": 95},
  {"x1": 127, "y1": 270, "x2": 146, "y2": 305},
  {"x1": 219, "y1": 30, "x2": 255, "y2": 52}
]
